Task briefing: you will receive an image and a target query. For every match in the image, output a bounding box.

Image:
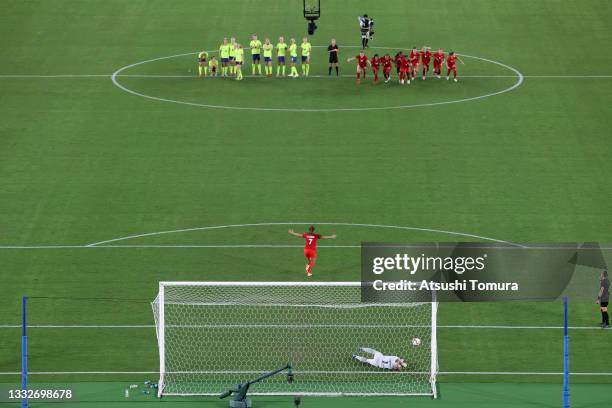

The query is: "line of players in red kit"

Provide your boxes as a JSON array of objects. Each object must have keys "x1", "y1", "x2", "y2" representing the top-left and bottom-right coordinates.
[{"x1": 347, "y1": 47, "x2": 465, "y2": 84}]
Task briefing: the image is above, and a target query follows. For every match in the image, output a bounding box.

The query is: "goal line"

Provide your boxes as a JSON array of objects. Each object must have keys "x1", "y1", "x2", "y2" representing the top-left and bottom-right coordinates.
[{"x1": 1, "y1": 371, "x2": 610, "y2": 376}]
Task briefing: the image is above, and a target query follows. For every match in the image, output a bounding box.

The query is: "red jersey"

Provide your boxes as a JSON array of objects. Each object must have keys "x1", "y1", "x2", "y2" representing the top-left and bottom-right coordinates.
[
  {"x1": 433, "y1": 52, "x2": 445, "y2": 65},
  {"x1": 394, "y1": 54, "x2": 403, "y2": 68},
  {"x1": 381, "y1": 55, "x2": 393, "y2": 69},
  {"x1": 446, "y1": 55, "x2": 458, "y2": 68},
  {"x1": 400, "y1": 56, "x2": 411, "y2": 70},
  {"x1": 356, "y1": 55, "x2": 369, "y2": 67},
  {"x1": 409, "y1": 50, "x2": 420, "y2": 65},
  {"x1": 302, "y1": 233, "x2": 321, "y2": 250},
  {"x1": 371, "y1": 56, "x2": 381, "y2": 70},
  {"x1": 420, "y1": 50, "x2": 432, "y2": 64}
]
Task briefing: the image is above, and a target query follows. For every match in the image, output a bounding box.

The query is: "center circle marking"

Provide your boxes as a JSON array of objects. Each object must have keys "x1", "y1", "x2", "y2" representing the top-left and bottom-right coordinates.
[{"x1": 111, "y1": 46, "x2": 524, "y2": 112}]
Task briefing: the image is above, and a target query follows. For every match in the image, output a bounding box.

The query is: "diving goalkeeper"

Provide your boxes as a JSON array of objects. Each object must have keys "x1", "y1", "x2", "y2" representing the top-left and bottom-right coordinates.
[{"x1": 352, "y1": 347, "x2": 407, "y2": 370}]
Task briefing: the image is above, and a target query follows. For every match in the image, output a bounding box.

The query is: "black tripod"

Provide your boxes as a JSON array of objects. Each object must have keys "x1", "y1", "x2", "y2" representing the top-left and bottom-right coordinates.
[{"x1": 219, "y1": 364, "x2": 294, "y2": 408}]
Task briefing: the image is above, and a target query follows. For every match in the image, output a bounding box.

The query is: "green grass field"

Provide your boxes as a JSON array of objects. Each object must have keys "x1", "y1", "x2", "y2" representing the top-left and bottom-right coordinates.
[{"x1": 1, "y1": 0, "x2": 612, "y2": 407}]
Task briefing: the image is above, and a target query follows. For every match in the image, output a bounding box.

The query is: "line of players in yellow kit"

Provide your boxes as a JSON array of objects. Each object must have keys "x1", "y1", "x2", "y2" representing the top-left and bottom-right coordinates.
[{"x1": 197, "y1": 35, "x2": 313, "y2": 80}]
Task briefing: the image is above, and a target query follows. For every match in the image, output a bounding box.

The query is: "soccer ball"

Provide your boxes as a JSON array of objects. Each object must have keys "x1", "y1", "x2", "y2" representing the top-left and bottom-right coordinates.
[{"x1": 411, "y1": 337, "x2": 421, "y2": 347}]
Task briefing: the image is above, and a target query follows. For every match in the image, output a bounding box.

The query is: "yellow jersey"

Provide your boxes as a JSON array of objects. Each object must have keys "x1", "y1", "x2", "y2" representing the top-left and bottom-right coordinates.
[
  {"x1": 289, "y1": 43, "x2": 298, "y2": 57},
  {"x1": 250, "y1": 40, "x2": 262, "y2": 54},
  {"x1": 301, "y1": 42, "x2": 312, "y2": 57},
  {"x1": 263, "y1": 43, "x2": 273, "y2": 58},
  {"x1": 235, "y1": 48, "x2": 244, "y2": 63},
  {"x1": 219, "y1": 44, "x2": 230, "y2": 59},
  {"x1": 276, "y1": 42, "x2": 288, "y2": 57}
]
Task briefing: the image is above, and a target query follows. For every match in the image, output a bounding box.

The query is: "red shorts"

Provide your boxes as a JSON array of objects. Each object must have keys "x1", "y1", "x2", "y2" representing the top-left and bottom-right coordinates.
[
  {"x1": 358, "y1": 64, "x2": 367, "y2": 70},
  {"x1": 422, "y1": 60, "x2": 430, "y2": 66},
  {"x1": 434, "y1": 61, "x2": 442, "y2": 67},
  {"x1": 411, "y1": 61, "x2": 419, "y2": 67},
  {"x1": 400, "y1": 67, "x2": 410, "y2": 73},
  {"x1": 304, "y1": 248, "x2": 317, "y2": 259}
]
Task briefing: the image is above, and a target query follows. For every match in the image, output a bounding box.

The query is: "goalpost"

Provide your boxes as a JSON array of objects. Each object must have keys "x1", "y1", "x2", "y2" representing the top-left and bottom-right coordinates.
[{"x1": 152, "y1": 282, "x2": 438, "y2": 398}]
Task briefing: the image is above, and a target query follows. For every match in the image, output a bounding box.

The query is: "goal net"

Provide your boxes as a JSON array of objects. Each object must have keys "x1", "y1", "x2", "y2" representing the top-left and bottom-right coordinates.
[{"x1": 152, "y1": 282, "x2": 438, "y2": 397}]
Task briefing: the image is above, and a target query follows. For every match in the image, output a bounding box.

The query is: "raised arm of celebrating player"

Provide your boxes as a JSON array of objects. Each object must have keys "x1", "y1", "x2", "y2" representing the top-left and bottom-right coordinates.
[
  {"x1": 288, "y1": 229, "x2": 302, "y2": 237},
  {"x1": 346, "y1": 57, "x2": 371, "y2": 66},
  {"x1": 288, "y1": 229, "x2": 336, "y2": 239}
]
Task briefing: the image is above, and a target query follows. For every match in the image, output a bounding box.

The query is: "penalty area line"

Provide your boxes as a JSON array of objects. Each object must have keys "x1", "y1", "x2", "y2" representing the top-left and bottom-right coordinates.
[
  {"x1": 83, "y1": 222, "x2": 521, "y2": 247},
  {"x1": 0, "y1": 244, "x2": 358, "y2": 249}
]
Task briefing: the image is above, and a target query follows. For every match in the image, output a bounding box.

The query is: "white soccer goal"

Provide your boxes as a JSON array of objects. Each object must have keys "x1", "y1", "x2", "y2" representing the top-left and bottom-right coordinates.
[{"x1": 152, "y1": 282, "x2": 438, "y2": 397}]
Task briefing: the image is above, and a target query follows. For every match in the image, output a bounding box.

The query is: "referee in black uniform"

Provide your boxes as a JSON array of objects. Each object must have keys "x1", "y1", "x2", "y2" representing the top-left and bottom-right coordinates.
[
  {"x1": 328, "y1": 39, "x2": 340, "y2": 76},
  {"x1": 597, "y1": 270, "x2": 610, "y2": 328}
]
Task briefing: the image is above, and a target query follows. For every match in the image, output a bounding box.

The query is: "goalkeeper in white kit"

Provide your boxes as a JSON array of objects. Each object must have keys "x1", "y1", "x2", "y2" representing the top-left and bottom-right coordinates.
[{"x1": 352, "y1": 347, "x2": 407, "y2": 370}]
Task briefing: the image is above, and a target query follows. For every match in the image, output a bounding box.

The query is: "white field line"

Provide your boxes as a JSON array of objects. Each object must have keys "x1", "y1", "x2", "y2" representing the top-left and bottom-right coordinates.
[
  {"x1": 3, "y1": 243, "x2": 612, "y2": 250},
  {"x1": 442, "y1": 371, "x2": 612, "y2": 376},
  {"x1": 1, "y1": 74, "x2": 611, "y2": 79},
  {"x1": 0, "y1": 370, "x2": 610, "y2": 376},
  {"x1": 0, "y1": 74, "x2": 110, "y2": 78},
  {"x1": 0, "y1": 324, "x2": 608, "y2": 330},
  {"x1": 0, "y1": 244, "x2": 356, "y2": 249},
  {"x1": 23, "y1": 49, "x2": 532, "y2": 113},
  {"x1": 84, "y1": 222, "x2": 521, "y2": 247}
]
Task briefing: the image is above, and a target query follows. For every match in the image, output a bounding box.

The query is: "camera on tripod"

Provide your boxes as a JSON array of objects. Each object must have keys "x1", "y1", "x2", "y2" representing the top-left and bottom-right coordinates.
[{"x1": 303, "y1": 0, "x2": 320, "y2": 35}]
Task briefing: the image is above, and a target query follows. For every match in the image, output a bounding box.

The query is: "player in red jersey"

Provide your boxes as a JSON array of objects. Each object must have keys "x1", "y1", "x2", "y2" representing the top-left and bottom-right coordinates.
[
  {"x1": 446, "y1": 51, "x2": 465, "y2": 82},
  {"x1": 399, "y1": 53, "x2": 411, "y2": 85},
  {"x1": 433, "y1": 48, "x2": 445, "y2": 78},
  {"x1": 381, "y1": 54, "x2": 393, "y2": 83},
  {"x1": 419, "y1": 46, "x2": 432, "y2": 80},
  {"x1": 370, "y1": 54, "x2": 381, "y2": 83},
  {"x1": 393, "y1": 52, "x2": 404, "y2": 77},
  {"x1": 288, "y1": 226, "x2": 337, "y2": 277},
  {"x1": 408, "y1": 47, "x2": 420, "y2": 81},
  {"x1": 347, "y1": 51, "x2": 371, "y2": 84}
]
